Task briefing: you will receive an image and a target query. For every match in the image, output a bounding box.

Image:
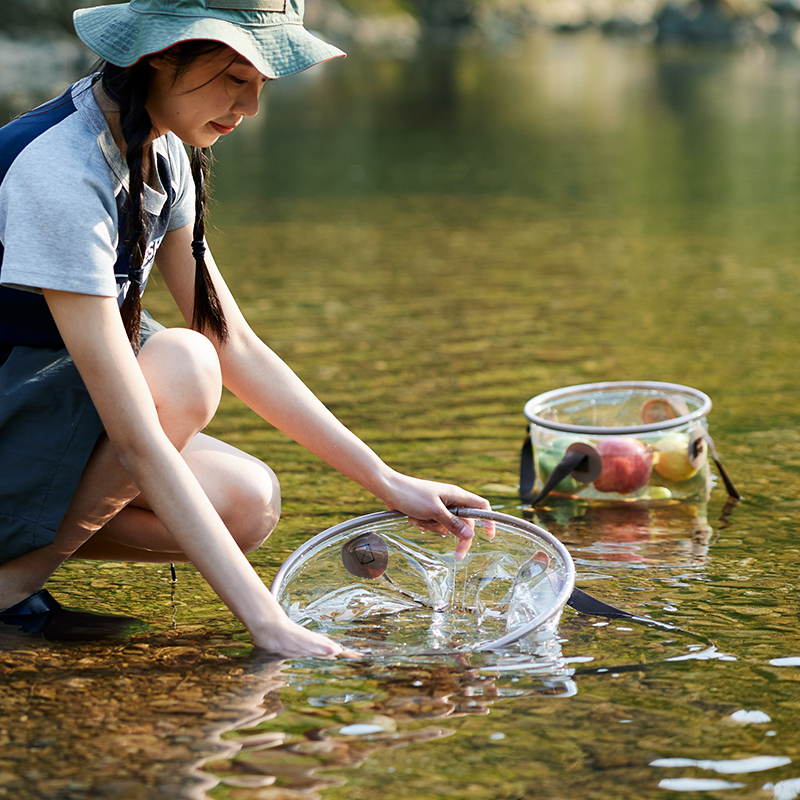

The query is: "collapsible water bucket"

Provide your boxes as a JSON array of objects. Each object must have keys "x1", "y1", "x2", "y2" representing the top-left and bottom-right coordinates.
[
  {"x1": 271, "y1": 508, "x2": 575, "y2": 654},
  {"x1": 520, "y1": 381, "x2": 740, "y2": 505}
]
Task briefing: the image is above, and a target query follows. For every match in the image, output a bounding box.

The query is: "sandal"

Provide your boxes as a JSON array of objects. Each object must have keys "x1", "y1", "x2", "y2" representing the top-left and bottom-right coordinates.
[{"x1": 0, "y1": 589, "x2": 144, "y2": 642}]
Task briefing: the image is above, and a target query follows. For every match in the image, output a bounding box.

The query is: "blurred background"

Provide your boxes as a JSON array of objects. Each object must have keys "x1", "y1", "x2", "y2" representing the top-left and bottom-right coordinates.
[{"x1": 5, "y1": 0, "x2": 800, "y2": 109}]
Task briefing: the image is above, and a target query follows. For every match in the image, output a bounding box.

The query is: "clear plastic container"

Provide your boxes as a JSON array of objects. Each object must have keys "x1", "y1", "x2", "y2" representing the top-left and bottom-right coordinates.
[
  {"x1": 271, "y1": 508, "x2": 575, "y2": 654},
  {"x1": 523, "y1": 381, "x2": 715, "y2": 504}
]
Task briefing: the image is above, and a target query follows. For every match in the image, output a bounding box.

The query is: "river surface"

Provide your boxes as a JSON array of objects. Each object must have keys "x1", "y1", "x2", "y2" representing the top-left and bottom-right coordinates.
[{"x1": 2, "y1": 29, "x2": 800, "y2": 800}]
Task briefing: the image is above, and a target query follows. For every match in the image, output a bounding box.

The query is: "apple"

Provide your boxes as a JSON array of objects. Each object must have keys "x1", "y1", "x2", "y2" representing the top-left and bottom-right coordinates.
[
  {"x1": 593, "y1": 437, "x2": 653, "y2": 494},
  {"x1": 654, "y1": 431, "x2": 704, "y2": 482}
]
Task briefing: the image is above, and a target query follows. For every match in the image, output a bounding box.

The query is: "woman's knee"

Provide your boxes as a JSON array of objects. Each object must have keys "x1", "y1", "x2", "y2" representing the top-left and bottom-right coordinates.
[
  {"x1": 138, "y1": 328, "x2": 222, "y2": 440},
  {"x1": 220, "y1": 461, "x2": 281, "y2": 553}
]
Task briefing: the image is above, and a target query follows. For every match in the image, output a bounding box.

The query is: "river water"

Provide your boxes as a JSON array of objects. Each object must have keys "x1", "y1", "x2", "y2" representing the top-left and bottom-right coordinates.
[{"x1": 2, "y1": 28, "x2": 800, "y2": 800}]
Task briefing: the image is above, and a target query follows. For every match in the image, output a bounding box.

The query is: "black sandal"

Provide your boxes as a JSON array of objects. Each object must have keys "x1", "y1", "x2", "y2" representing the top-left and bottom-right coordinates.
[{"x1": 0, "y1": 589, "x2": 144, "y2": 642}]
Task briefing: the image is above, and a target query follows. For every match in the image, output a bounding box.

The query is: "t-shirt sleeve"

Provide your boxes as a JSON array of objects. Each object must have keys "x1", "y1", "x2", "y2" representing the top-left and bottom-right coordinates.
[
  {"x1": 166, "y1": 134, "x2": 196, "y2": 232},
  {"x1": 0, "y1": 130, "x2": 120, "y2": 297}
]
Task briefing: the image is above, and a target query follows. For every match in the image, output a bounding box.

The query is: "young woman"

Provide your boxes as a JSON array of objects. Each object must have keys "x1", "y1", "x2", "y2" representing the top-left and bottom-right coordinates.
[{"x1": 0, "y1": 0, "x2": 490, "y2": 657}]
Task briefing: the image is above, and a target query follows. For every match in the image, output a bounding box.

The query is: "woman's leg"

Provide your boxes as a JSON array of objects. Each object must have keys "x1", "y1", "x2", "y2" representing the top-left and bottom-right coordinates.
[
  {"x1": 73, "y1": 433, "x2": 280, "y2": 561},
  {"x1": 0, "y1": 327, "x2": 236, "y2": 610}
]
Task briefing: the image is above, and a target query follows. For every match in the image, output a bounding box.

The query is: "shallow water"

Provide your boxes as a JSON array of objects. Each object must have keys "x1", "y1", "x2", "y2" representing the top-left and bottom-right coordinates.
[{"x1": 4, "y1": 29, "x2": 800, "y2": 800}]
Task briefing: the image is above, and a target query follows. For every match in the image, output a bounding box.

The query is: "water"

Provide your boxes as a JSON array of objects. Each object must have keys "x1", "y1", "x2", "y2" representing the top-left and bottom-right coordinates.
[{"x1": 3, "y1": 28, "x2": 800, "y2": 800}]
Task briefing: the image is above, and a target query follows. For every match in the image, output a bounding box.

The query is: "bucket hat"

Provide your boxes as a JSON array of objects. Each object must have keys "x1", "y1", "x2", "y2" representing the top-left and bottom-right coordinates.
[{"x1": 73, "y1": 0, "x2": 345, "y2": 80}]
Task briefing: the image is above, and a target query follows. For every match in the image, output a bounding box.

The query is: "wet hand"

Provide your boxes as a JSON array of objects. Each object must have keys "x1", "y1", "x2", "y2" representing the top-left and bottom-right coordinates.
[{"x1": 380, "y1": 472, "x2": 493, "y2": 560}]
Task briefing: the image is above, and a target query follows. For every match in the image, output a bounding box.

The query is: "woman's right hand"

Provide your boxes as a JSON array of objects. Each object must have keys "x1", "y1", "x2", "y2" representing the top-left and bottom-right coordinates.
[{"x1": 374, "y1": 469, "x2": 494, "y2": 559}]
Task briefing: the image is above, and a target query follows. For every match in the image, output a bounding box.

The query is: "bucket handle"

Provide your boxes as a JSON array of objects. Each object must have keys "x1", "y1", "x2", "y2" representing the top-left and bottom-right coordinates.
[
  {"x1": 519, "y1": 434, "x2": 601, "y2": 504},
  {"x1": 690, "y1": 430, "x2": 743, "y2": 501},
  {"x1": 519, "y1": 429, "x2": 742, "y2": 504}
]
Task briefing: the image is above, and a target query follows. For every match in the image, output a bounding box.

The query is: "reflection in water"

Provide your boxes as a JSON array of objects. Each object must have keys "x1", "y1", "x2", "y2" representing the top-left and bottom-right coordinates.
[
  {"x1": 394, "y1": 48, "x2": 465, "y2": 126},
  {"x1": 531, "y1": 501, "x2": 715, "y2": 569},
  {"x1": 0, "y1": 630, "x2": 287, "y2": 800},
  {"x1": 0, "y1": 630, "x2": 578, "y2": 799},
  {"x1": 202, "y1": 654, "x2": 578, "y2": 798}
]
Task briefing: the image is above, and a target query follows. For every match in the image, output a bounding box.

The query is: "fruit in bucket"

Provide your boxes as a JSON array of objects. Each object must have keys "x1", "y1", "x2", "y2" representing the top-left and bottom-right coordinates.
[
  {"x1": 653, "y1": 431, "x2": 704, "y2": 482},
  {"x1": 593, "y1": 437, "x2": 653, "y2": 494}
]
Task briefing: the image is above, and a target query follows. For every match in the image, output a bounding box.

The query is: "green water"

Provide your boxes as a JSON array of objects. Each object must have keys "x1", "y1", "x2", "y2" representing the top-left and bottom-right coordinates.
[{"x1": 3, "y1": 29, "x2": 800, "y2": 799}]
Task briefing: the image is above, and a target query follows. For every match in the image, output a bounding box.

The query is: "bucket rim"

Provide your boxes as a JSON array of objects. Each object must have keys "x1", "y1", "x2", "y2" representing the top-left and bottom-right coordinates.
[
  {"x1": 524, "y1": 380, "x2": 712, "y2": 436},
  {"x1": 270, "y1": 507, "x2": 576, "y2": 650}
]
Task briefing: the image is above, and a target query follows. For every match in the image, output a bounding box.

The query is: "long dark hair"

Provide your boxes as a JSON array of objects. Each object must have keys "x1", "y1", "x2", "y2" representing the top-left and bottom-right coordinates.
[{"x1": 97, "y1": 42, "x2": 229, "y2": 351}]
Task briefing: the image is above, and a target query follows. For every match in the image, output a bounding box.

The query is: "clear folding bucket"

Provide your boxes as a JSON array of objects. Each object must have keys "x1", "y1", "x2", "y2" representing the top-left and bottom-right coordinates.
[
  {"x1": 521, "y1": 381, "x2": 740, "y2": 505},
  {"x1": 271, "y1": 508, "x2": 575, "y2": 655}
]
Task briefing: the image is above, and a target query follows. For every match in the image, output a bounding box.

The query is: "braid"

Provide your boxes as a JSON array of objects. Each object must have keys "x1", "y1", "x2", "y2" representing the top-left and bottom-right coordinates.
[
  {"x1": 189, "y1": 146, "x2": 228, "y2": 341},
  {"x1": 100, "y1": 61, "x2": 153, "y2": 352},
  {"x1": 95, "y1": 41, "x2": 230, "y2": 349}
]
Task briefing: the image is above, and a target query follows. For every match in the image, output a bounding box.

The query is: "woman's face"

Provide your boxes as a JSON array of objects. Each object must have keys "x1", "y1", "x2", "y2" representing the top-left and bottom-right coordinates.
[{"x1": 146, "y1": 45, "x2": 267, "y2": 147}]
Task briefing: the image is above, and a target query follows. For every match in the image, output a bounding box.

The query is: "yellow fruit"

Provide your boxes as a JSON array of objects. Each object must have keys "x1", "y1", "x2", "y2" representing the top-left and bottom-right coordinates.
[{"x1": 654, "y1": 432, "x2": 703, "y2": 482}]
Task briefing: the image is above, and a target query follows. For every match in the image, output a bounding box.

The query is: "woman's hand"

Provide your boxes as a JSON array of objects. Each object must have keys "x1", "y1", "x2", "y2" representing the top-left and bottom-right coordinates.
[{"x1": 377, "y1": 471, "x2": 493, "y2": 559}]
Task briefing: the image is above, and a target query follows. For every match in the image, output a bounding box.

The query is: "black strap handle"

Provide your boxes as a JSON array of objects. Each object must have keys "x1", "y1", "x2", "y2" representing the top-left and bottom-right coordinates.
[
  {"x1": 519, "y1": 432, "x2": 536, "y2": 500},
  {"x1": 694, "y1": 432, "x2": 743, "y2": 501},
  {"x1": 567, "y1": 586, "x2": 724, "y2": 656},
  {"x1": 519, "y1": 434, "x2": 590, "y2": 505},
  {"x1": 568, "y1": 586, "x2": 675, "y2": 629}
]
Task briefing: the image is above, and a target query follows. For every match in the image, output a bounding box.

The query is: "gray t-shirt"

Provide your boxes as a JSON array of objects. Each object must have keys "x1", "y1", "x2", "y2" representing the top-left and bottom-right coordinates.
[{"x1": 0, "y1": 75, "x2": 194, "y2": 299}]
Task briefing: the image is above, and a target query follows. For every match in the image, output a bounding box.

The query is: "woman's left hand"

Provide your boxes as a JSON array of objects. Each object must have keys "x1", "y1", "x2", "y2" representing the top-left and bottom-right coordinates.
[{"x1": 378, "y1": 471, "x2": 493, "y2": 559}]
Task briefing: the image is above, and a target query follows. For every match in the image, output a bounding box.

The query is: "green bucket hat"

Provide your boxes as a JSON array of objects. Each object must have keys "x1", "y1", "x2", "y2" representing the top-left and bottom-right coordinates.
[{"x1": 73, "y1": 0, "x2": 346, "y2": 80}]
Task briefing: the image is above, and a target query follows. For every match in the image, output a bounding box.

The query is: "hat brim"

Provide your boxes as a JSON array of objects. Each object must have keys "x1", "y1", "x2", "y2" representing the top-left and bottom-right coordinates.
[{"x1": 74, "y1": 4, "x2": 345, "y2": 79}]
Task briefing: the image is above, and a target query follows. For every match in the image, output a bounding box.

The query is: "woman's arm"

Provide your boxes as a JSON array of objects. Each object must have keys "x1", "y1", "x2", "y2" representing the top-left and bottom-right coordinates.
[
  {"x1": 156, "y1": 224, "x2": 490, "y2": 554},
  {"x1": 43, "y1": 287, "x2": 349, "y2": 657}
]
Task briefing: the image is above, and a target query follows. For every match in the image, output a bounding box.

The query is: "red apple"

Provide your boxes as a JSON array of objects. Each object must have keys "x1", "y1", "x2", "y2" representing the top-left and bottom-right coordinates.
[{"x1": 593, "y1": 437, "x2": 653, "y2": 494}]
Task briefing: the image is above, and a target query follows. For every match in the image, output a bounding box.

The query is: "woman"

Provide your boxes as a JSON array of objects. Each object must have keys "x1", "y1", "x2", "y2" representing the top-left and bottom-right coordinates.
[{"x1": 0, "y1": 0, "x2": 490, "y2": 657}]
